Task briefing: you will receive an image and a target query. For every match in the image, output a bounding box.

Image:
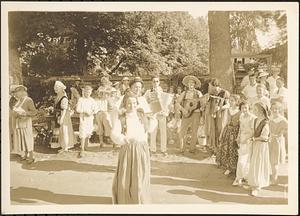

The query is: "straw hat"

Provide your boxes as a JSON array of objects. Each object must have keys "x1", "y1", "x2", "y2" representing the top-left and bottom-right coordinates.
[
  {"x1": 14, "y1": 85, "x2": 28, "y2": 93},
  {"x1": 182, "y1": 75, "x2": 201, "y2": 88}
]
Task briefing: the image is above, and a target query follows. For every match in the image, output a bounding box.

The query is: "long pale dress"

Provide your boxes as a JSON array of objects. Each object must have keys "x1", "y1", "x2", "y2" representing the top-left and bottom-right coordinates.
[
  {"x1": 236, "y1": 113, "x2": 256, "y2": 180},
  {"x1": 248, "y1": 119, "x2": 271, "y2": 189},
  {"x1": 54, "y1": 95, "x2": 75, "y2": 150},
  {"x1": 111, "y1": 112, "x2": 155, "y2": 204},
  {"x1": 76, "y1": 97, "x2": 96, "y2": 139},
  {"x1": 12, "y1": 97, "x2": 37, "y2": 155},
  {"x1": 269, "y1": 115, "x2": 288, "y2": 165}
]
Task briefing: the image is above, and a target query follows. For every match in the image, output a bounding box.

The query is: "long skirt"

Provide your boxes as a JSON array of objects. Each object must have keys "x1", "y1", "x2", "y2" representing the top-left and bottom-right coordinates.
[
  {"x1": 12, "y1": 127, "x2": 34, "y2": 155},
  {"x1": 58, "y1": 111, "x2": 75, "y2": 149},
  {"x1": 112, "y1": 139, "x2": 151, "y2": 204},
  {"x1": 216, "y1": 124, "x2": 239, "y2": 171},
  {"x1": 248, "y1": 141, "x2": 271, "y2": 188}
]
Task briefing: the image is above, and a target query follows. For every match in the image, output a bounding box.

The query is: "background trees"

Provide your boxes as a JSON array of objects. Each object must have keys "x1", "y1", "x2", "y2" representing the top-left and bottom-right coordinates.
[{"x1": 9, "y1": 11, "x2": 209, "y2": 80}]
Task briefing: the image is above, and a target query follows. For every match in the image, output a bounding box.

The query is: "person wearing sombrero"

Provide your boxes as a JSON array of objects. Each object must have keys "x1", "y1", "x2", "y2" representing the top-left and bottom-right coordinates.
[
  {"x1": 94, "y1": 85, "x2": 112, "y2": 148},
  {"x1": 176, "y1": 75, "x2": 203, "y2": 153},
  {"x1": 247, "y1": 102, "x2": 271, "y2": 196},
  {"x1": 76, "y1": 84, "x2": 97, "y2": 158},
  {"x1": 11, "y1": 85, "x2": 37, "y2": 164}
]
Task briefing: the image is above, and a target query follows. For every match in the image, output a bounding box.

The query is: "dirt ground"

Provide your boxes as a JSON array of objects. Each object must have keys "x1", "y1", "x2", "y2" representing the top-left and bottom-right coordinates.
[{"x1": 10, "y1": 142, "x2": 288, "y2": 205}]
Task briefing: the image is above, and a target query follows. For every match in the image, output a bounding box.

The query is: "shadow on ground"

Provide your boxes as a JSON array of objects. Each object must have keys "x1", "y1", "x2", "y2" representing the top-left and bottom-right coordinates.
[
  {"x1": 21, "y1": 160, "x2": 116, "y2": 173},
  {"x1": 11, "y1": 187, "x2": 112, "y2": 204},
  {"x1": 150, "y1": 156, "x2": 288, "y2": 204},
  {"x1": 167, "y1": 189, "x2": 288, "y2": 205}
]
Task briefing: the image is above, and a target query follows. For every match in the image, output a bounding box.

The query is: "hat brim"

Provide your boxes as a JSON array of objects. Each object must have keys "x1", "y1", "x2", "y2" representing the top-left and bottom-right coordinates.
[
  {"x1": 182, "y1": 76, "x2": 201, "y2": 88},
  {"x1": 14, "y1": 85, "x2": 27, "y2": 92}
]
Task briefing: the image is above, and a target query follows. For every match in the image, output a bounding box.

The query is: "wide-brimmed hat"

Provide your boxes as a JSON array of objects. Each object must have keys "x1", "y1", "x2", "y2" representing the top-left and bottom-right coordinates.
[
  {"x1": 14, "y1": 85, "x2": 28, "y2": 93},
  {"x1": 129, "y1": 76, "x2": 144, "y2": 87},
  {"x1": 182, "y1": 75, "x2": 201, "y2": 88}
]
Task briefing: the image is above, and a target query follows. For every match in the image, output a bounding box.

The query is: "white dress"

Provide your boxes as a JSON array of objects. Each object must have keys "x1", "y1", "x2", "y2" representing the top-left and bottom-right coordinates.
[
  {"x1": 236, "y1": 113, "x2": 256, "y2": 180},
  {"x1": 76, "y1": 97, "x2": 96, "y2": 139},
  {"x1": 248, "y1": 119, "x2": 271, "y2": 188}
]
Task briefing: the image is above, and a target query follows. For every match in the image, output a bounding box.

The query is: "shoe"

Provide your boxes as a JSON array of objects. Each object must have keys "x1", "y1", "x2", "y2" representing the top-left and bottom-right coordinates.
[
  {"x1": 77, "y1": 151, "x2": 83, "y2": 158},
  {"x1": 251, "y1": 189, "x2": 258, "y2": 196},
  {"x1": 232, "y1": 179, "x2": 240, "y2": 186},
  {"x1": 20, "y1": 156, "x2": 27, "y2": 161},
  {"x1": 27, "y1": 158, "x2": 35, "y2": 164},
  {"x1": 162, "y1": 152, "x2": 168, "y2": 156},
  {"x1": 224, "y1": 170, "x2": 231, "y2": 176}
]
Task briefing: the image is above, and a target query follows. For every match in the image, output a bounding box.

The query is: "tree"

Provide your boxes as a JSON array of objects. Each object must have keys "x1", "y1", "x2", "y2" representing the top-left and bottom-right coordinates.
[
  {"x1": 9, "y1": 11, "x2": 209, "y2": 79},
  {"x1": 208, "y1": 11, "x2": 233, "y2": 92}
]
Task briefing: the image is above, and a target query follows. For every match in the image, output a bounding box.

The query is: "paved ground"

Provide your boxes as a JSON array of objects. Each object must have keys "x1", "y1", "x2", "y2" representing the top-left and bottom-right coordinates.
[{"x1": 10, "y1": 142, "x2": 288, "y2": 205}]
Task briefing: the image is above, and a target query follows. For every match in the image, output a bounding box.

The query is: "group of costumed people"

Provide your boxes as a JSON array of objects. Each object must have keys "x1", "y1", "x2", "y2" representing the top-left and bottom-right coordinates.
[{"x1": 9, "y1": 64, "x2": 288, "y2": 203}]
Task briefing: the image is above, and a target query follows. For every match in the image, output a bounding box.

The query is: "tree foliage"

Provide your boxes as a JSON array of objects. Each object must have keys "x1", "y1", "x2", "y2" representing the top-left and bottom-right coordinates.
[
  {"x1": 9, "y1": 11, "x2": 209, "y2": 78},
  {"x1": 229, "y1": 11, "x2": 287, "y2": 52}
]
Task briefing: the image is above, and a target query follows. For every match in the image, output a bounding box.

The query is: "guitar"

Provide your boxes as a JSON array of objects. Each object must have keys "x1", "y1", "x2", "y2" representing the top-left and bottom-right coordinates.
[{"x1": 178, "y1": 96, "x2": 206, "y2": 118}]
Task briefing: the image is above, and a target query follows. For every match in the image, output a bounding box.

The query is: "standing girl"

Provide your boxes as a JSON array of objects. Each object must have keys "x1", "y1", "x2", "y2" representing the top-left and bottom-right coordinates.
[
  {"x1": 269, "y1": 101, "x2": 288, "y2": 185},
  {"x1": 248, "y1": 102, "x2": 271, "y2": 196},
  {"x1": 76, "y1": 84, "x2": 96, "y2": 158},
  {"x1": 53, "y1": 81, "x2": 75, "y2": 152},
  {"x1": 11, "y1": 85, "x2": 37, "y2": 164},
  {"x1": 111, "y1": 93, "x2": 156, "y2": 204},
  {"x1": 216, "y1": 94, "x2": 241, "y2": 175},
  {"x1": 233, "y1": 101, "x2": 256, "y2": 186}
]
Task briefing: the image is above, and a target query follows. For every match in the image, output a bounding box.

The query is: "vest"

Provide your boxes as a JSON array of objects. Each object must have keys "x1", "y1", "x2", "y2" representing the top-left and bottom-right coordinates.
[{"x1": 254, "y1": 118, "x2": 268, "y2": 138}]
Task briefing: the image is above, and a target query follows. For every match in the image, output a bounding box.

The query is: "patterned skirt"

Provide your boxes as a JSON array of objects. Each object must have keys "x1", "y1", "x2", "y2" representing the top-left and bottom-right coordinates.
[{"x1": 216, "y1": 124, "x2": 239, "y2": 171}]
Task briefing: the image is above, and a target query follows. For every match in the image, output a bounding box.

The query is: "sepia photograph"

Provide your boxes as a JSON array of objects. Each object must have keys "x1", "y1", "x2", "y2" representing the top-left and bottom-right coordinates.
[{"x1": 1, "y1": 2, "x2": 298, "y2": 215}]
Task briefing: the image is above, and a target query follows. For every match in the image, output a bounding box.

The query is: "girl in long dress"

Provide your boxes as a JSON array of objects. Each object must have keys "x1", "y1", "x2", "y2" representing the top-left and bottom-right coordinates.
[
  {"x1": 269, "y1": 101, "x2": 288, "y2": 185},
  {"x1": 248, "y1": 102, "x2": 271, "y2": 196},
  {"x1": 11, "y1": 85, "x2": 37, "y2": 164},
  {"x1": 76, "y1": 85, "x2": 96, "y2": 157},
  {"x1": 216, "y1": 94, "x2": 241, "y2": 176},
  {"x1": 111, "y1": 93, "x2": 156, "y2": 204},
  {"x1": 233, "y1": 101, "x2": 256, "y2": 186},
  {"x1": 53, "y1": 81, "x2": 75, "y2": 152}
]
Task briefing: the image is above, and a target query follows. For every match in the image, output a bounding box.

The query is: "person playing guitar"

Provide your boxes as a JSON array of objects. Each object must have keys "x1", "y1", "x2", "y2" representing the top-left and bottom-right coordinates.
[{"x1": 176, "y1": 75, "x2": 203, "y2": 154}]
